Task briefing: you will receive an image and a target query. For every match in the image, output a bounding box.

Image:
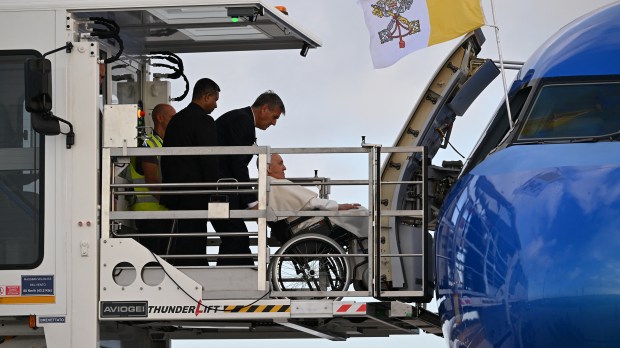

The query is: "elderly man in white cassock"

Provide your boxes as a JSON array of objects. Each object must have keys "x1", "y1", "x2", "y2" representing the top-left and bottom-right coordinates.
[{"x1": 265, "y1": 153, "x2": 368, "y2": 239}]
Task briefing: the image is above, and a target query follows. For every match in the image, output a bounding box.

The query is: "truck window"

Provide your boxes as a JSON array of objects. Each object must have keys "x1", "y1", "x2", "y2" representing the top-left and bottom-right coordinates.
[{"x1": 0, "y1": 50, "x2": 44, "y2": 269}]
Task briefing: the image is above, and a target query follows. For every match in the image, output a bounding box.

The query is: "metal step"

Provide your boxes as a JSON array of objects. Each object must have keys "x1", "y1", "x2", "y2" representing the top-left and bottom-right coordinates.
[{"x1": 399, "y1": 305, "x2": 443, "y2": 336}]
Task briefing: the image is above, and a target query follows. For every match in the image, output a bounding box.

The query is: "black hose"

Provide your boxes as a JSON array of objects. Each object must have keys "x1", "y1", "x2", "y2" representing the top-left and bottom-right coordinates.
[
  {"x1": 148, "y1": 51, "x2": 189, "y2": 101},
  {"x1": 89, "y1": 17, "x2": 124, "y2": 64}
]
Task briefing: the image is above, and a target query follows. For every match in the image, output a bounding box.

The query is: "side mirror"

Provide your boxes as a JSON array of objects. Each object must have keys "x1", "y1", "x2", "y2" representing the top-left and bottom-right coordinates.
[
  {"x1": 31, "y1": 113, "x2": 61, "y2": 135},
  {"x1": 24, "y1": 58, "x2": 53, "y2": 113},
  {"x1": 24, "y1": 58, "x2": 61, "y2": 135}
]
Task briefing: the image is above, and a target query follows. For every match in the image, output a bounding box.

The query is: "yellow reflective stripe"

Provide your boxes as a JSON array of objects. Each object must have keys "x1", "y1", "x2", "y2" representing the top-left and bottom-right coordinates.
[
  {"x1": 0, "y1": 296, "x2": 55, "y2": 304},
  {"x1": 272, "y1": 304, "x2": 290, "y2": 312},
  {"x1": 221, "y1": 304, "x2": 291, "y2": 313},
  {"x1": 129, "y1": 134, "x2": 164, "y2": 204}
]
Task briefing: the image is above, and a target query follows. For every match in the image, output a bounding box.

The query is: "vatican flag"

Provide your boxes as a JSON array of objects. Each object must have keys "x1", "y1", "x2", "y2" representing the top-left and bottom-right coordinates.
[{"x1": 361, "y1": 0, "x2": 484, "y2": 68}]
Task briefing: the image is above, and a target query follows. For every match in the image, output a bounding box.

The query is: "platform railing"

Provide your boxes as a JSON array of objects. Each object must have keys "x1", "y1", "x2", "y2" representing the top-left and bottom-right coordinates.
[{"x1": 101, "y1": 144, "x2": 428, "y2": 299}]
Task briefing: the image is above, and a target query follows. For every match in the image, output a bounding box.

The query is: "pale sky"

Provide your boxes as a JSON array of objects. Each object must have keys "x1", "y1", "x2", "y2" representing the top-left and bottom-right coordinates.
[{"x1": 173, "y1": 1, "x2": 618, "y2": 347}]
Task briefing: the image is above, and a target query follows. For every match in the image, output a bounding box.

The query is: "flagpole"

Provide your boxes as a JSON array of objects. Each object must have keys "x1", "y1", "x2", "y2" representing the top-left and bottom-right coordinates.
[{"x1": 489, "y1": 0, "x2": 514, "y2": 129}]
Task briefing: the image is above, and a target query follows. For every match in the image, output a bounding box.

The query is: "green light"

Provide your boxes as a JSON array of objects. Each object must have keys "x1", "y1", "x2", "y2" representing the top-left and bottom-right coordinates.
[{"x1": 231, "y1": 17, "x2": 239, "y2": 23}]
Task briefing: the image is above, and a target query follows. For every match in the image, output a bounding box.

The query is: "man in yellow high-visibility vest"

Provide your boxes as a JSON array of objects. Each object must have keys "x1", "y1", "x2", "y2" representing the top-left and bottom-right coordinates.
[{"x1": 129, "y1": 103, "x2": 176, "y2": 254}]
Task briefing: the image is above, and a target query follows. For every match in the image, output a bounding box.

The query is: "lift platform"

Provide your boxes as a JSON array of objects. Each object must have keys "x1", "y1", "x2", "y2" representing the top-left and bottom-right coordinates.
[{"x1": 98, "y1": 144, "x2": 441, "y2": 344}]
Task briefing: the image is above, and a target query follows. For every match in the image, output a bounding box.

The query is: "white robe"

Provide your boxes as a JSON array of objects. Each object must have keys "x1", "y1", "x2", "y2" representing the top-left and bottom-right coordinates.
[{"x1": 267, "y1": 178, "x2": 368, "y2": 238}]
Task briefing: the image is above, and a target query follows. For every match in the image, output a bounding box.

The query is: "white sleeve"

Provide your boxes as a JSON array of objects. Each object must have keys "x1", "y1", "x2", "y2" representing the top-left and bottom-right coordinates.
[
  {"x1": 305, "y1": 197, "x2": 338, "y2": 211},
  {"x1": 268, "y1": 178, "x2": 318, "y2": 212}
]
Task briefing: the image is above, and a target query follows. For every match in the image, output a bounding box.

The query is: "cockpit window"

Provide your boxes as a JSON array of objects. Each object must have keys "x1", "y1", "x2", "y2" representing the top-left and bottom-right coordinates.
[{"x1": 518, "y1": 82, "x2": 620, "y2": 140}]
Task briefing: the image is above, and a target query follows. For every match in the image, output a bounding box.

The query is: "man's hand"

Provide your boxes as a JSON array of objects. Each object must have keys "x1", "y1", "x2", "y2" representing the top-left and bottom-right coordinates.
[{"x1": 338, "y1": 203, "x2": 361, "y2": 210}]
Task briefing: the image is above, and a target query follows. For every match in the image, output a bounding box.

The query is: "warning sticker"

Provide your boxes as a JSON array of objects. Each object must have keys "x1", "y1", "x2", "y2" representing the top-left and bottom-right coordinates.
[{"x1": 0, "y1": 285, "x2": 20, "y2": 296}]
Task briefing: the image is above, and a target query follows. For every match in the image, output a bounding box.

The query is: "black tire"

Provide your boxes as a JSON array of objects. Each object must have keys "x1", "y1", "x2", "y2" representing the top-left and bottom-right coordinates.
[{"x1": 270, "y1": 233, "x2": 351, "y2": 300}]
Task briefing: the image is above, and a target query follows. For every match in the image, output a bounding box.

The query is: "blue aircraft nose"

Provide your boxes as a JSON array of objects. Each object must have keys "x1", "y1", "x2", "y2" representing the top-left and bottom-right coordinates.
[{"x1": 435, "y1": 142, "x2": 620, "y2": 347}]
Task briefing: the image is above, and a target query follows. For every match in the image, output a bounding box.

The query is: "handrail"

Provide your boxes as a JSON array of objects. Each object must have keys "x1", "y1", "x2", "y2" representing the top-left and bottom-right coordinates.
[{"x1": 101, "y1": 144, "x2": 429, "y2": 299}]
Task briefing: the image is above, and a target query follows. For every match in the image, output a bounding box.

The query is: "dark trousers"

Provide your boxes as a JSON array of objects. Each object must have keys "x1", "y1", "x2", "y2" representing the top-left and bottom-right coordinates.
[
  {"x1": 163, "y1": 196, "x2": 210, "y2": 266},
  {"x1": 210, "y1": 195, "x2": 253, "y2": 265},
  {"x1": 211, "y1": 219, "x2": 253, "y2": 265},
  {"x1": 136, "y1": 218, "x2": 173, "y2": 256},
  {"x1": 166, "y1": 218, "x2": 209, "y2": 266}
]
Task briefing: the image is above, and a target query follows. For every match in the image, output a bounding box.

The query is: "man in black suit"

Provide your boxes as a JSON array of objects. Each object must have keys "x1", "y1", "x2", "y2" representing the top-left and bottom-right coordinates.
[
  {"x1": 213, "y1": 91, "x2": 285, "y2": 265},
  {"x1": 160, "y1": 78, "x2": 220, "y2": 265}
]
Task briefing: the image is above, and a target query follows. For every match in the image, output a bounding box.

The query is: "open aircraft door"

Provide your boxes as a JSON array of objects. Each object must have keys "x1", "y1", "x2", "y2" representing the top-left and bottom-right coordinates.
[{"x1": 376, "y1": 30, "x2": 500, "y2": 301}]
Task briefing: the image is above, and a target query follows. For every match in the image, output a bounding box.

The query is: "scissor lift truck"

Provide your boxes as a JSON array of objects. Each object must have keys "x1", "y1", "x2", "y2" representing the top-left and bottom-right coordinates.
[{"x1": 0, "y1": 1, "x2": 496, "y2": 346}]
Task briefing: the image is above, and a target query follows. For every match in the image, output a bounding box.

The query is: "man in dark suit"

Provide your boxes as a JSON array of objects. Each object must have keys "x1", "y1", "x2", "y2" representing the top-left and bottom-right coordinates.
[
  {"x1": 160, "y1": 78, "x2": 220, "y2": 265},
  {"x1": 213, "y1": 90, "x2": 285, "y2": 265}
]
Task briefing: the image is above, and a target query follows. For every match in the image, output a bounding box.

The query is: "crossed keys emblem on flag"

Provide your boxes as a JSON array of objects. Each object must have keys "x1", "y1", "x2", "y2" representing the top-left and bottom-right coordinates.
[{"x1": 371, "y1": 0, "x2": 421, "y2": 48}]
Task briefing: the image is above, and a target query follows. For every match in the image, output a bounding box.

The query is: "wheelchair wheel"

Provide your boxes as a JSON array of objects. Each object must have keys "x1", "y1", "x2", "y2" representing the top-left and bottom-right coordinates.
[{"x1": 271, "y1": 233, "x2": 351, "y2": 300}]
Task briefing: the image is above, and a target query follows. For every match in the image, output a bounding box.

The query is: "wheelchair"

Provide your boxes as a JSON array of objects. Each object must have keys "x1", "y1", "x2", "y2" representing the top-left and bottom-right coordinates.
[{"x1": 268, "y1": 216, "x2": 368, "y2": 300}]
